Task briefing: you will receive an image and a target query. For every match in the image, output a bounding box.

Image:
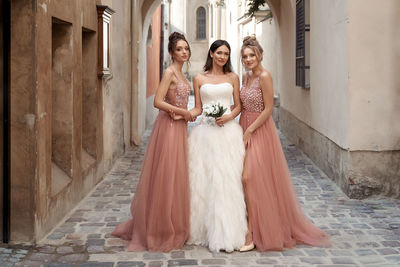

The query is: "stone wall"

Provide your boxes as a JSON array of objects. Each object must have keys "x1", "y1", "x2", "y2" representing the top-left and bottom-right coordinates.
[
  {"x1": 279, "y1": 107, "x2": 400, "y2": 199},
  {"x1": 9, "y1": 0, "x2": 133, "y2": 243}
]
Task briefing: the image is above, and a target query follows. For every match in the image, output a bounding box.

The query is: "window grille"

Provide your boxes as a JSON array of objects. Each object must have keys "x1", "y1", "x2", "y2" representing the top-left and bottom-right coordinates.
[{"x1": 296, "y1": 0, "x2": 310, "y2": 88}]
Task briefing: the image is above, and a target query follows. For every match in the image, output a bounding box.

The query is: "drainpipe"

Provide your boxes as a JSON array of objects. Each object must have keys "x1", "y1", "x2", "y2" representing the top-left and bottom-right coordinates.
[{"x1": 2, "y1": 0, "x2": 11, "y2": 243}]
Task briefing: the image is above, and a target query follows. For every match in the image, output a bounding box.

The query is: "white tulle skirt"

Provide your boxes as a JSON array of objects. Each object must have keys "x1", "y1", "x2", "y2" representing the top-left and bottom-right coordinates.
[{"x1": 187, "y1": 117, "x2": 247, "y2": 252}]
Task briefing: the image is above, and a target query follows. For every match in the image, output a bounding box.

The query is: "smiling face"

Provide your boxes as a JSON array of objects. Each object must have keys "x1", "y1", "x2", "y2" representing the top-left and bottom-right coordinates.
[
  {"x1": 171, "y1": 39, "x2": 190, "y2": 63},
  {"x1": 211, "y1": 45, "x2": 230, "y2": 68},
  {"x1": 242, "y1": 47, "x2": 260, "y2": 69}
]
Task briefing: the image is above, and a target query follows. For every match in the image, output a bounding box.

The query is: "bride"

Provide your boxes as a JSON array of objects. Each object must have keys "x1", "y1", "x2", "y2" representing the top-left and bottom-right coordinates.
[{"x1": 187, "y1": 40, "x2": 247, "y2": 252}]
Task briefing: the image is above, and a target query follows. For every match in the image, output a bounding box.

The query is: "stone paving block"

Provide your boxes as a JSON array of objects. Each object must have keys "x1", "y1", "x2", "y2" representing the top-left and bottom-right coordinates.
[
  {"x1": 381, "y1": 241, "x2": 400, "y2": 247},
  {"x1": 300, "y1": 257, "x2": 327, "y2": 264},
  {"x1": 87, "y1": 239, "x2": 105, "y2": 246},
  {"x1": 77, "y1": 263, "x2": 114, "y2": 267},
  {"x1": 148, "y1": 261, "x2": 163, "y2": 267},
  {"x1": 331, "y1": 257, "x2": 356, "y2": 264},
  {"x1": 43, "y1": 263, "x2": 75, "y2": 267},
  {"x1": 201, "y1": 258, "x2": 226, "y2": 265},
  {"x1": 56, "y1": 246, "x2": 74, "y2": 254},
  {"x1": 117, "y1": 262, "x2": 146, "y2": 267},
  {"x1": 255, "y1": 258, "x2": 278, "y2": 264},
  {"x1": 171, "y1": 251, "x2": 185, "y2": 259},
  {"x1": 376, "y1": 247, "x2": 399, "y2": 255},
  {"x1": 354, "y1": 248, "x2": 378, "y2": 256},
  {"x1": 355, "y1": 241, "x2": 380, "y2": 248},
  {"x1": 304, "y1": 249, "x2": 328, "y2": 257},
  {"x1": 143, "y1": 252, "x2": 167, "y2": 260},
  {"x1": 259, "y1": 251, "x2": 282, "y2": 257},
  {"x1": 168, "y1": 259, "x2": 197, "y2": 266},
  {"x1": 58, "y1": 253, "x2": 86, "y2": 262},
  {"x1": 28, "y1": 252, "x2": 58, "y2": 262},
  {"x1": 87, "y1": 233, "x2": 102, "y2": 239}
]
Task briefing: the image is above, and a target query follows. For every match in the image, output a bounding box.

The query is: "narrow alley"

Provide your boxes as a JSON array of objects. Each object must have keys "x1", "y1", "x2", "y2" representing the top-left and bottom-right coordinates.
[{"x1": 7, "y1": 115, "x2": 400, "y2": 266}]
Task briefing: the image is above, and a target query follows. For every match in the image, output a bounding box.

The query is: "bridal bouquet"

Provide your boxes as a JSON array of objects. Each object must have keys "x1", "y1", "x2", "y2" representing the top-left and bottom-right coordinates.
[
  {"x1": 201, "y1": 101, "x2": 227, "y2": 126},
  {"x1": 203, "y1": 101, "x2": 227, "y2": 118}
]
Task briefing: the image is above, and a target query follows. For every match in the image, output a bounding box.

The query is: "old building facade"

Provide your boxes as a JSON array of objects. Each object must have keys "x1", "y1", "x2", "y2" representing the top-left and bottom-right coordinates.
[
  {"x1": 227, "y1": 0, "x2": 400, "y2": 199},
  {"x1": 1, "y1": 0, "x2": 399, "y2": 244},
  {"x1": 1, "y1": 0, "x2": 167, "y2": 243}
]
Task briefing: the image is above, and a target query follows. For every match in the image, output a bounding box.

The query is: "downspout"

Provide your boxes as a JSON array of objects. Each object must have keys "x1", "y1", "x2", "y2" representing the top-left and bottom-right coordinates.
[{"x1": 2, "y1": 0, "x2": 11, "y2": 243}]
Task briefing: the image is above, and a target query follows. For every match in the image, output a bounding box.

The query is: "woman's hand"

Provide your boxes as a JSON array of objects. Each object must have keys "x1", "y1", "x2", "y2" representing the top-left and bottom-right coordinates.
[
  {"x1": 215, "y1": 114, "x2": 231, "y2": 127},
  {"x1": 243, "y1": 129, "x2": 252, "y2": 147},
  {"x1": 168, "y1": 110, "x2": 184, "y2": 121},
  {"x1": 183, "y1": 110, "x2": 194, "y2": 121},
  {"x1": 189, "y1": 110, "x2": 198, "y2": 122}
]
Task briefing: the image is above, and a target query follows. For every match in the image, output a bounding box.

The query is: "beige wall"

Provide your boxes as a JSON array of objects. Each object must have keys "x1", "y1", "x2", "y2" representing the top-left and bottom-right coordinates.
[
  {"x1": 225, "y1": 0, "x2": 240, "y2": 73},
  {"x1": 102, "y1": 0, "x2": 132, "y2": 170},
  {"x1": 187, "y1": 0, "x2": 209, "y2": 79},
  {"x1": 258, "y1": 19, "x2": 278, "y2": 94},
  {"x1": 309, "y1": 0, "x2": 349, "y2": 149},
  {"x1": 348, "y1": 0, "x2": 400, "y2": 151},
  {"x1": 276, "y1": 0, "x2": 350, "y2": 149}
]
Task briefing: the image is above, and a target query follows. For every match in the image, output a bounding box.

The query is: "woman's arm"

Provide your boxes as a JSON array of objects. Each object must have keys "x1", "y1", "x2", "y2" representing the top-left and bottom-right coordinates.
[
  {"x1": 189, "y1": 75, "x2": 203, "y2": 117},
  {"x1": 154, "y1": 68, "x2": 193, "y2": 121},
  {"x1": 215, "y1": 73, "x2": 241, "y2": 126},
  {"x1": 243, "y1": 71, "x2": 274, "y2": 146}
]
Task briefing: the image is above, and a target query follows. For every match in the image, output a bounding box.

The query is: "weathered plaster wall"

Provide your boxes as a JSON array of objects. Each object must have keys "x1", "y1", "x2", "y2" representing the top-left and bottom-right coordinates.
[
  {"x1": 145, "y1": 6, "x2": 161, "y2": 128},
  {"x1": 186, "y1": 0, "x2": 209, "y2": 79},
  {"x1": 10, "y1": 0, "x2": 37, "y2": 242},
  {"x1": 276, "y1": 0, "x2": 349, "y2": 149},
  {"x1": 102, "y1": 0, "x2": 131, "y2": 171},
  {"x1": 273, "y1": 0, "x2": 400, "y2": 198},
  {"x1": 348, "y1": 0, "x2": 400, "y2": 151}
]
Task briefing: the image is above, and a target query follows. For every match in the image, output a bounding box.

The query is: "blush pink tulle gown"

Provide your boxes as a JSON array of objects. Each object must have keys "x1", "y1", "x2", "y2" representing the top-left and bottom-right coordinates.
[
  {"x1": 112, "y1": 70, "x2": 191, "y2": 252},
  {"x1": 239, "y1": 72, "x2": 330, "y2": 251}
]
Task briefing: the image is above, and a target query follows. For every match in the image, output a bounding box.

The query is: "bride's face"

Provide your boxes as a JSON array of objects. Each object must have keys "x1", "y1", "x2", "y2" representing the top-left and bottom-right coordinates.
[{"x1": 211, "y1": 45, "x2": 230, "y2": 68}]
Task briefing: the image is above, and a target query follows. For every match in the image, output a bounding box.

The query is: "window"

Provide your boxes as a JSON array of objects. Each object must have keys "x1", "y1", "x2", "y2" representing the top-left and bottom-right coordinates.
[
  {"x1": 97, "y1": 5, "x2": 115, "y2": 77},
  {"x1": 196, "y1": 7, "x2": 206, "y2": 40},
  {"x1": 295, "y1": 0, "x2": 310, "y2": 89}
]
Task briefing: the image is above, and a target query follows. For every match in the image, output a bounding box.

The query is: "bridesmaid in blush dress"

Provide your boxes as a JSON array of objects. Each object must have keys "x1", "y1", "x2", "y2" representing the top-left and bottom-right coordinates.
[
  {"x1": 112, "y1": 32, "x2": 193, "y2": 252},
  {"x1": 239, "y1": 36, "x2": 330, "y2": 252}
]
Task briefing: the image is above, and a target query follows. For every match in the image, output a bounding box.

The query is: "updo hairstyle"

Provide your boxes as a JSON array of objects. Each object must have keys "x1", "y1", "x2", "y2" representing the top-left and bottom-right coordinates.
[
  {"x1": 168, "y1": 32, "x2": 191, "y2": 61},
  {"x1": 241, "y1": 36, "x2": 263, "y2": 62}
]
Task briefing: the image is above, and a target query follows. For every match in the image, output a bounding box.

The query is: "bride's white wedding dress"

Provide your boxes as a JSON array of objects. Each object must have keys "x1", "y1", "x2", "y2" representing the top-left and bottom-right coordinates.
[{"x1": 188, "y1": 82, "x2": 247, "y2": 252}]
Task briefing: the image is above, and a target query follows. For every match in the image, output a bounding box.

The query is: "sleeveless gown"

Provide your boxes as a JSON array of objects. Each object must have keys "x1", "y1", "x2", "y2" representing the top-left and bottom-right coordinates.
[
  {"x1": 239, "y1": 72, "x2": 330, "y2": 251},
  {"x1": 188, "y1": 82, "x2": 248, "y2": 252},
  {"x1": 112, "y1": 71, "x2": 191, "y2": 252}
]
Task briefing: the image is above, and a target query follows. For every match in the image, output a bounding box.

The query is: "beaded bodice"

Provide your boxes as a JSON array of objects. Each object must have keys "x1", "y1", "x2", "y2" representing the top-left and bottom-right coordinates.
[
  {"x1": 165, "y1": 70, "x2": 191, "y2": 108},
  {"x1": 240, "y1": 72, "x2": 264, "y2": 113}
]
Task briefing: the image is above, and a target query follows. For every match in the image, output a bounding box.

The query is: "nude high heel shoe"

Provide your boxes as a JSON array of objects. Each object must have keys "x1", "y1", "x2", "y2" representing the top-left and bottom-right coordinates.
[{"x1": 239, "y1": 242, "x2": 255, "y2": 252}]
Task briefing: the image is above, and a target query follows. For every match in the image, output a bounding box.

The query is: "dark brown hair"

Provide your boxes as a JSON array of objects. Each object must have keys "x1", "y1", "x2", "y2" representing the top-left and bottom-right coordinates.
[
  {"x1": 168, "y1": 32, "x2": 191, "y2": 61},
  {"x1": 241, "y1": 36, "x2": 264, "y2": 62},
  {"x1": 203, "y1": 40, "x2": 233, "y2": 73}
]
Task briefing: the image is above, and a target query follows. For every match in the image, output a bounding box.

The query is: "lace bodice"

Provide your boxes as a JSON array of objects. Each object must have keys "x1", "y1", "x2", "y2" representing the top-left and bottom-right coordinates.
[
  {"x1": 240, "y1": 72, "x2": 264, "y2": 113},
  {"x1": 165, "y1": 71, "x2": 191, "y2": 108},
  {"x1": 200, "y1": 83, "x2": 233, "y2": 115}
]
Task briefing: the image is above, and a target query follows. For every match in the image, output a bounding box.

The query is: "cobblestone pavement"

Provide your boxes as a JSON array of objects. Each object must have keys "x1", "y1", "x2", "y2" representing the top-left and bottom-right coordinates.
[{"x1": 8, "y1": 103, "x2": 400, "y2": 266}]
